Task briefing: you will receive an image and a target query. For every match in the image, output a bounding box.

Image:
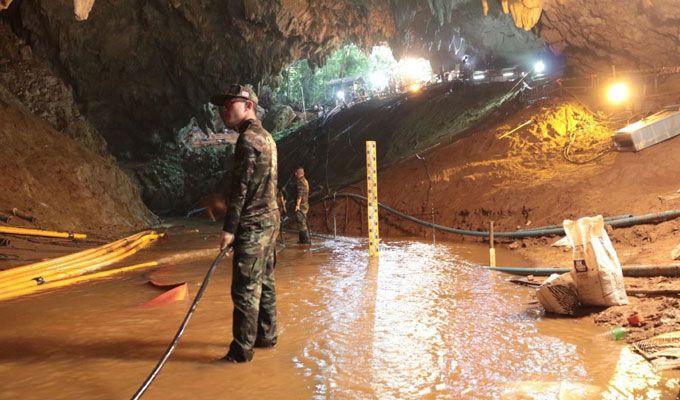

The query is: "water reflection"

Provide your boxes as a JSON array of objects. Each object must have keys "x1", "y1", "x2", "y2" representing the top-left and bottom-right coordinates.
[
  {"x1": 0, "y1": 229, "x2": 678, "y2": 399},
  {"x1": 297, "y1": 238, "x2": 679, "y2": 399},
  {"x1": 603, "y1": 347, "x2": 679, "y2": 400}
]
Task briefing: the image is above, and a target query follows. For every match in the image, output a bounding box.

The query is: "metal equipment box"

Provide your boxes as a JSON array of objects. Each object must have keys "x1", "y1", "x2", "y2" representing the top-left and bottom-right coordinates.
[{"x1": 613, "y1": 109, "x2": 680, "y2": 151}]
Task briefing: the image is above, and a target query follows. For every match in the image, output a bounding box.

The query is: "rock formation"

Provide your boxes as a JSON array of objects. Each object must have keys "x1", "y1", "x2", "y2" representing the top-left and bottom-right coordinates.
[{"x1": 2, "y1": 0, "x2": 679, "y2": 215}]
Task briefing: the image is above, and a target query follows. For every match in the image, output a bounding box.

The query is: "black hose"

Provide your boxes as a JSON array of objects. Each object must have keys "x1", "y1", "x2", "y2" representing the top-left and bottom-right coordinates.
[
  {"x1": 487, "y1": 264, "x2": 680, "y2": 277},
  {"x1": 328, "y1": 192, "x2": 680, "y2": 239},
  {"x1": 130, "y1": 247, "x2": 231, "y2": 400},
  {"x1": 515, "y1": 214, "x2": 634, "y2": 232}
]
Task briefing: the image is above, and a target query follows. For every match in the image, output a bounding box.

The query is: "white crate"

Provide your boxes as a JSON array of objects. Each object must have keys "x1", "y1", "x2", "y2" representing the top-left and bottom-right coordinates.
[{"x1": 613, "y1": 109, "x2": 680, "y2": 152}]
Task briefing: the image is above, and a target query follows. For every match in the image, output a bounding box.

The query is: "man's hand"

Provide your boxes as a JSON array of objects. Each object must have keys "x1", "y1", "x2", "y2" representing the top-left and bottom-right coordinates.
[
  {"x1": 294, "y1": 205, "x2": 300, "y2": 212},
  {"x1": 220, "y1": 231, "x2": 235, "y2": 251}
]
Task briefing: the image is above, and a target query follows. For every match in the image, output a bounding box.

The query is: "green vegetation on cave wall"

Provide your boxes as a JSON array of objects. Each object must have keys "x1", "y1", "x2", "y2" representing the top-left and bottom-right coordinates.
[
  {"x1": 276, "y1": 81, "x2": 519, "y2": 195},
  {"x1": 271, "y1": 44, "x2": 398, "y2": 111}
]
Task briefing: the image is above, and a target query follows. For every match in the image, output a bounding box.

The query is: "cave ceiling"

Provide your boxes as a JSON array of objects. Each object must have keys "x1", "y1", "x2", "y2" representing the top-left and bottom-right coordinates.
[{"x1": 1, "y1": 0, "x2": 678, "y2": 156}]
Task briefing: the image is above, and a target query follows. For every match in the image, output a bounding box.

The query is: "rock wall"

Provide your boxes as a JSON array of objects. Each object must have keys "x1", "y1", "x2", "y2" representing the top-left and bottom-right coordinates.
[
  {"x1": 7, "y1": 0, "x2": 395, "y2": 159},
  {"x1": 390, "y1": 0, "x2": 545, "y2": 72},
  {"x1": 133, "y1": 145, "x2": 232, "y2": 214},
  {"x1": 540, "y1": 0, "x2": 680, "y2": 73},
  {"x1": 2, "y1": 0, "x2": 677, "y2": 160},
  {"x1": 0, "y1": 85, "x2": 157, "y2": 235},
  {"x1": 0, "y1": 20, "x2": 107, "y2": 155},
  {"x1": 3, "y1": 0, "x2": 679, "y2": 216}
]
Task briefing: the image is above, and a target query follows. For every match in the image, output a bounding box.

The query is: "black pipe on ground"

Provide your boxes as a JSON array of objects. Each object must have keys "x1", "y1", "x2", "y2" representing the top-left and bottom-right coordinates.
[
  {"x1": 327, "y1": 192, "x2": 680, "y2": 239},
  {"x1": 486, "y1": 264, "x2": 680, "y2": 277}
]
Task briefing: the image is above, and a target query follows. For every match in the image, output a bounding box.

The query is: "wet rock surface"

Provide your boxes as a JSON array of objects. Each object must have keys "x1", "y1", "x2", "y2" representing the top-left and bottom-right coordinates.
[
  {"x1": 1, "y1": 0, "x2": 677, "y2": 160},
  {"x1": 540, "y1": 0, "x2": 680, "y2": 73},
  {"x1": 133, "y1": 145, "x2": 233, "y2": 214},
  {"x1": 0, "y1": 87, "x2": 156, "y2": 236},
  {"x1": 7, "y1": 0, "x2": 395, "y2": 157},
  {"x1": 0, "y1": 21, "x2": 107, "y2": 155},
  {"x1": 263, "y1": 104, "x2": 296, "y2": 133}
]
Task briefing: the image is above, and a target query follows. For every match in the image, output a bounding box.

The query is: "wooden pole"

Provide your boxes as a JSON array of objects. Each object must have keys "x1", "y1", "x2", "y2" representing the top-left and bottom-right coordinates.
[
  {"x1": 489, "y1": 221, "x2": 496, "y2": 267},
  {"x1": 366, "y1": 141, "x2": 380, "y2": 258},
  {"x1": 431, "y1": 210, "x2": 436, "y2": 245},
  {"x1": 332, "y1": 193, "x2": 337, "y2": 238},
  {"x1": 344, "y1": 198, "x2": 349, "y2": 235}
]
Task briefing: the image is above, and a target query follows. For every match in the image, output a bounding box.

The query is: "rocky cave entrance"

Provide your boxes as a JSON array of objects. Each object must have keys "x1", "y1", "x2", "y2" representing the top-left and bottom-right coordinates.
[{"x1": 2, "y1": 1, "x2": 680, "y2": 399}]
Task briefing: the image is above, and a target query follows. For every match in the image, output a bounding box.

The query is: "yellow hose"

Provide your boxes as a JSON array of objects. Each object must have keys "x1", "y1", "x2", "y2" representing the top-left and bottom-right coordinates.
[
  {"x1": 0, "y1": 234, "x2": 159, "y2": 292},
  {"x1": 0, "y1": 234, "x2": 147, "y2": 285},
  {"x1": 0, "y1": 231, "x2": 149, "y2": 280},
  {"x1": 3, "y1": 230, "x2": 148, "y2": 272},
  {"x1": 0, "y1": 238, "x2": 153, "y2": 295},
  {"x1": 0, "y1": 232, "x2": 155, "y2": 283},
  {"x1": 0, "y1": 261, "x2": 159, "y2": 302},
  {"x1": 0, "y1": 226, "x2": 88, "y2": 240},
  {"x1": 0, "y1": 233, "x2": 157, "y2": 286}
]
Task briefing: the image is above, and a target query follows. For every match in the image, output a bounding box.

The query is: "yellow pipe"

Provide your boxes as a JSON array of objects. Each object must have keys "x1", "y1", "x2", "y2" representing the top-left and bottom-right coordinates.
[
  {"x1": 2, "y1": 231, "x2": 148, "y2": 273},
  {"x1": 0, "y1": 242, "x2": 142, "y2": 291},
  {"x1": 0, "y1": 234, "x2": 158, "y2": 291},
  {"x1": 0, "y1": 239, "x2": 154, "y2": 295},
  {"x1": 0, "y1": 234, "x2": 155, "y2": 286},
  {"x1": 0, "y1": 231, "x2": 149, "y2": 279},
  {"x1": 0, "y1": 261, "x2": 159, "y2": 302},
  {"x1": 0, "y1": 233, "x2": 156, "y2": 286},
  {"x1": 0, "y1": 232, "x2": 155, "y2": 281},
  {"x1": 0, "y1": 226, "x2": 88, "y2": 240}
]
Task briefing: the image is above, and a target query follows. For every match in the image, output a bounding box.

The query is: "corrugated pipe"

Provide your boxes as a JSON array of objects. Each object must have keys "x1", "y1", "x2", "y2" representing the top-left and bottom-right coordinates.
[
  {"x1": 0, "y1": 232, "x2": 161, "y2": 301},
  {"x1": 328, "y1": 193, "x2": 680, "y2": 238}
]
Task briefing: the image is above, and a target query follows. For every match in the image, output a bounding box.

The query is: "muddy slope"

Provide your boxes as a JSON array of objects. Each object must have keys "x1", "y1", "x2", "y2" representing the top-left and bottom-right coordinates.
[
  {"x1": 0, "y1": 89, "x2": 156, "y2": 238},
  {"x1": 309, "y1": 97, "x2": 680, "y2": 265},
  {"x1": 278, "y1": 82, "x2": 519, "y2": 193}
]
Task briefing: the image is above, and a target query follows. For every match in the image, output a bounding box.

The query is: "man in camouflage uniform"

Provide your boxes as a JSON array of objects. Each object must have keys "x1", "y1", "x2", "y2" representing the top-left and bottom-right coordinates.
[
  {"x1": 211, "y1": 84, "x2": 279, "y2": 363},
  {"x1": 294, "y1": 166, "x2": 311, "y2": 244}
]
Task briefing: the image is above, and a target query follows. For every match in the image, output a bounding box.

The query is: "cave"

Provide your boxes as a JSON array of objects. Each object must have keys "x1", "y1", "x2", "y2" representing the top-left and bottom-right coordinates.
[{"x1": 1, "y1": 0, "x2": 680, "y2": 398}]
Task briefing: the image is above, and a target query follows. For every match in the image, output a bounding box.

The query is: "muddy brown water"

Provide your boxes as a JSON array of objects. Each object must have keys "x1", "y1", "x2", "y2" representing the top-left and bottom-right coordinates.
[{"x1": 0, "y1": 224, "x2": 678, "y2": 399}]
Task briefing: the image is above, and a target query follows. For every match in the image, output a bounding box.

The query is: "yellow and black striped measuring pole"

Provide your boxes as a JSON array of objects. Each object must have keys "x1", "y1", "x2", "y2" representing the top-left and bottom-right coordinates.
[{"x1": 366, "y1": 141, "x2": 380, "y2": 258}]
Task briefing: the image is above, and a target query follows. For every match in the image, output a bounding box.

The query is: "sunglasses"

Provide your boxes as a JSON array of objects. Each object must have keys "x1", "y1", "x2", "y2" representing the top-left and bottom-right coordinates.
[{"x1": 222, "y1": 98, "x2": 248, "y2": 109}]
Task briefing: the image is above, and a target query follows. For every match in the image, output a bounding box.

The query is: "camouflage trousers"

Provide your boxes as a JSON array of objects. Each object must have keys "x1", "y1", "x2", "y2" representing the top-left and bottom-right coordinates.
[
  {"x1": 227, "y1": 211, "x2": 280, "y2": 362},
  {"x1": 295, "y1": 205, "x2": 309, "y2": 233}
]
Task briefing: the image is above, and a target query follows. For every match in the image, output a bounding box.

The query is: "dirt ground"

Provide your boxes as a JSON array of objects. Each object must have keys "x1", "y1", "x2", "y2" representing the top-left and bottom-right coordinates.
[
  {"x1": 307, "y1": 94, "x2": 680, "y2": 342},
  {"x1": 594, "y1": 281, "x2": 680, "y2": 343},
  {"x1": 0, "y1": 92, "x2": 156, "y2": 269}
]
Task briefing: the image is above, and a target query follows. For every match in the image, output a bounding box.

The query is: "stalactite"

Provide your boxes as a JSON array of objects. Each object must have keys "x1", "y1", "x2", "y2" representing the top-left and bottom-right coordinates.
[
  {"x1": 74, "y1": 0, "x2": 96, "y2": 21},
  {"x1": 505, "y1": 0, "x2": 543, "y2": 31}
]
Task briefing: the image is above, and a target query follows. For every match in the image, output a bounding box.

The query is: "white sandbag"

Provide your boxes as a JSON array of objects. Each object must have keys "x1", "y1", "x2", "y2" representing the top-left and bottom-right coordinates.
[
  {"x1": 551, "y1": 236, "x2": 570, "y2": 247},
  {"x1": 563, "y1": 215, "x2": 628, "y2": 306},
  {"x1": 536, "y1": 273, "x2": 580, "y2": 315}
]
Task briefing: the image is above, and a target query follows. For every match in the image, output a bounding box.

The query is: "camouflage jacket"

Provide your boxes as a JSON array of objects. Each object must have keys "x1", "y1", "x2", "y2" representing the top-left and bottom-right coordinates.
[
  {"x1": 223, "y1": 118, "x2": 278, "y2": 234},
  {"x1": 295, "y1": 176, "x2": 309, "y2": 212}
]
